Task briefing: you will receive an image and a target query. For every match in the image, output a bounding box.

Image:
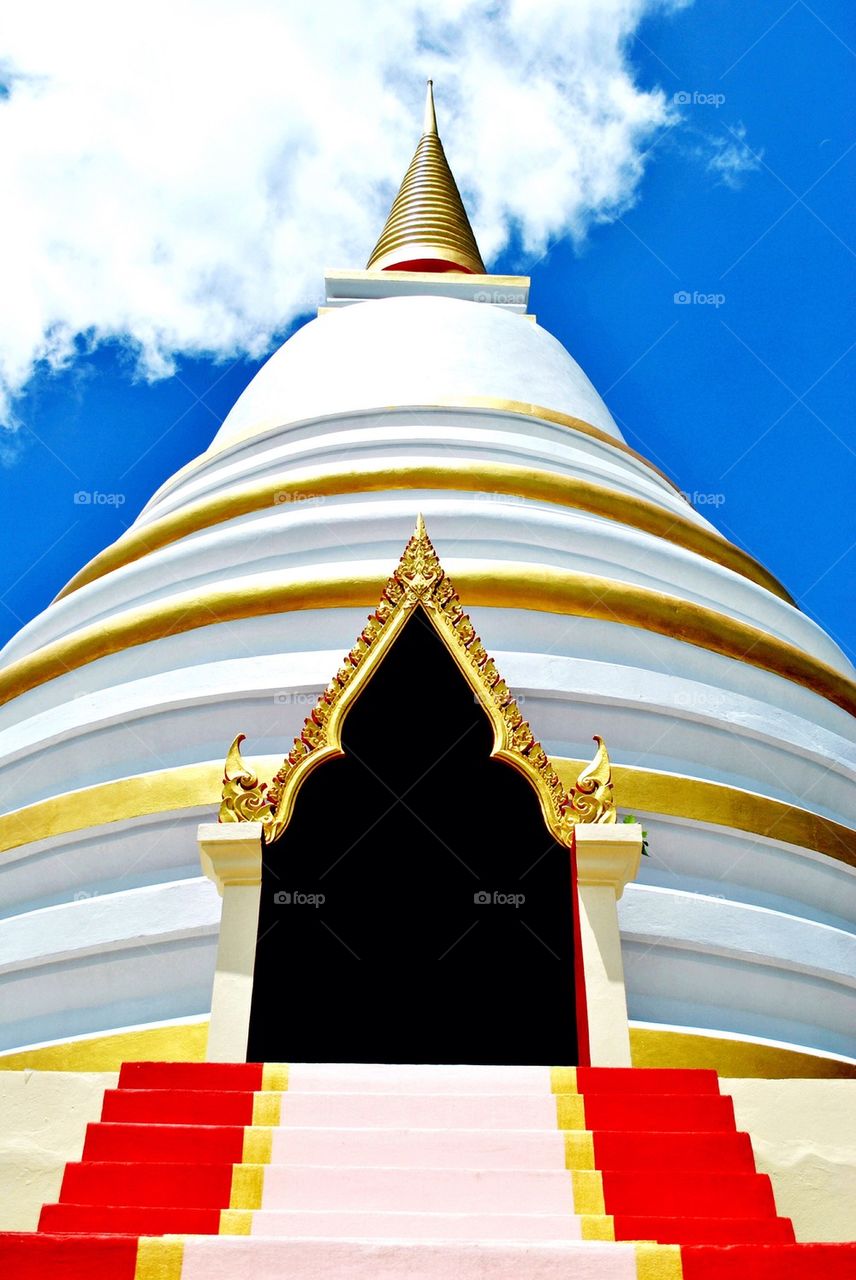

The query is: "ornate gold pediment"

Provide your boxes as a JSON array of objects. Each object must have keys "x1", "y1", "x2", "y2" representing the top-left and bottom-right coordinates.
[{"x1": 220, "y1": 516, "x2": 615, "y2": 845}]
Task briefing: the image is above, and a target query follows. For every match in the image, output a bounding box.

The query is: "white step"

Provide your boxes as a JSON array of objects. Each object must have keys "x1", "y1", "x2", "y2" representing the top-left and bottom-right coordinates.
[
  {"x1": 277, "y1": 1093, "x2": 562, "y2": 1130},
  {"x1": 239, "y1": 1208, "x2": 585, "y2": 1241},
  {"x1": 260, "y1": 1165, "x2": 576, "y2": 1214},
  {"x1": 177, "y1": 1236, "x2": 641, "y2": 1280},
  {"x1": 268, "y1": 1126, "x2": 568, "y2": 1170},
  {"x1": 285, "y1": 1064, "x2": 559, "y2": 1095}
]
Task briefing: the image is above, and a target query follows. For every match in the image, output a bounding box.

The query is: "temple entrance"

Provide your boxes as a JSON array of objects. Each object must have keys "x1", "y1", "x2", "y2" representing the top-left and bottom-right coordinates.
[{"x1": 247, "y1": 607, "x2": 578, "y2": 1064}]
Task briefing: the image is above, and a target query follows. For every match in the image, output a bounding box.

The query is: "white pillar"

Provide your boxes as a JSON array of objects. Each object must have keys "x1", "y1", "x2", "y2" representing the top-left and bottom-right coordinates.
[
  {"x1": 198, "y1": 822, "x2": 264, "y2": 1063},
  {"x1": 574, "y1": 825, "x2": 642, "y2": 1067}
]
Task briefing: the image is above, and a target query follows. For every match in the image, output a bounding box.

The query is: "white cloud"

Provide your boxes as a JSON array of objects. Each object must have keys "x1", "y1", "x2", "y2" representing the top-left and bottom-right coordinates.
[
  {"x1": 706, "y1": 122, "x2": 763, "y2": 189},
  {"x1": 0, "y1": 0, "x2": 687, "y2": 426}
]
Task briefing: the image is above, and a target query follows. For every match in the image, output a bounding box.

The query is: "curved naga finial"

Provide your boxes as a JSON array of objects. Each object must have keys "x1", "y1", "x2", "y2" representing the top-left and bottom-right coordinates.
[
  {"x1": 219, "y1": 734, "x2": 272, "y2": 824},
  {"x1": 565, "y1": 735, "x2": 616, "y2": 824}
]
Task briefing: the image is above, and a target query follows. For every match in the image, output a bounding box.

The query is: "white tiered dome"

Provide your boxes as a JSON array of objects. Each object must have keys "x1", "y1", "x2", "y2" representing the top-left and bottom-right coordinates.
[{"x1": 0, "y1": 95, "x2": 854, "y2": 1074}]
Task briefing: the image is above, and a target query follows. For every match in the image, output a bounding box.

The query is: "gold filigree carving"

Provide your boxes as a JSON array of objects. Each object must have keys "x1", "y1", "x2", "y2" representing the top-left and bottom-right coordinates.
[
  {"x1": 219, "y1": 517, "x2": 616, "y2": 843},
  {"x1": 565, "y1": 735, "x2": 616, "y2": 824},
  {"x1": 219, "y1": 734, "x2": 270, "y2": 823}
]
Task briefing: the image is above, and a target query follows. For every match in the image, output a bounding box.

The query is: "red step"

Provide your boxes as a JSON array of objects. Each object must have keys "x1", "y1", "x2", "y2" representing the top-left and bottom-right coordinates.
[
  {"x1": 613, "y1": 1215, "x2": 795, "y2": 1245},
  {"x1": 581, "y1": 1093, "x2": 736, "y2": 1132},
  {"x1": 602, "y1": 1170, "x2": 777, "y2": 1218},
  {"x1": 0, "y1": 1233, "x2": 139, "y2": 1279},
  {"x1": 592, "y1": 1130, "x2": 756, "y2": 1173},
  {"x1": 39, "y1": 1202, "x2": 221, "y2": 1235},
  {"x1": 101, "y1": 1087, "x2": 257, "y2": 1126},
  {"x1": 82, "y1": 1121, "x2": 246, "y2": 1164},
  {"x1": 118, "y1": 1061, "x2": 264, "y2": 1092},
  {"x1": 577, "y1": 1067, "x2": 721, "y2": 1095},
  {"x1": 680, "y1": 1243, "x2": 856, "y2": 1279},
  {"x1": 59, "y1": 1160, "x2": 234, "y2": 1209}
]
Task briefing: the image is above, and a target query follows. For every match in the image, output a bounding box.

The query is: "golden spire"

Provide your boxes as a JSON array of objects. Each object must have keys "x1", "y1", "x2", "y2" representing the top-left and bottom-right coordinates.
[{"x1": 366, "y1": 80, "x2": 486, "y2": 275}]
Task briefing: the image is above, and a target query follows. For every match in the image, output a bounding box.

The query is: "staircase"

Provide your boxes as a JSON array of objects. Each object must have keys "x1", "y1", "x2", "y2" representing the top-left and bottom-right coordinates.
[{"x1": 1, "y1": 1061, "x2": 853, "y2": 1278}]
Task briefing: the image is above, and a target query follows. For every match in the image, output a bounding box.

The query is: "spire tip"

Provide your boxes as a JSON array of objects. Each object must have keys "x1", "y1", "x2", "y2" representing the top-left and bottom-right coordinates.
[{"x1": 423, "y1": 79, "x2": 437, "y2": 136}]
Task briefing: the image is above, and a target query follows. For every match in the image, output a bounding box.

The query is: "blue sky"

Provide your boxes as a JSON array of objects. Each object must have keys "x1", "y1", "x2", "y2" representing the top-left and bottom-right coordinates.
[{"x1": 1, "y1": 0, "x2": 854, "y2": 664}]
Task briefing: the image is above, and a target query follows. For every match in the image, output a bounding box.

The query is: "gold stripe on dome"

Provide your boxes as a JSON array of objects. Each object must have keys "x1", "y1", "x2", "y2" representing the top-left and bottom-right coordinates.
[
  {"x1": 4, "y1": 567, "x2": 854, "y2": 715},
  {"x1": 1, "y1": 756, "x2": 853, "y2": 869},
  {"x1": 0, "y1": 1020, "x2": 209, "y2": 1070},
  {"x1": 1, "y1": 1019, "x2": 853, "y2": 1077},
  {"x1": 630, "y1": 1026, "x2": 856, "y2": 1079},
  {"x1": 220, "y1": 516, "x2": 616, "y2": 845},
  {"x1": 126, "y1": 400, "x2": 683, "y2": 502},
  {"x1": 55, "y1": 460, "x2": 793, "y2": 603},
  {"x1": 366, "y1": 81, "x2": 485, "y2": 274}
]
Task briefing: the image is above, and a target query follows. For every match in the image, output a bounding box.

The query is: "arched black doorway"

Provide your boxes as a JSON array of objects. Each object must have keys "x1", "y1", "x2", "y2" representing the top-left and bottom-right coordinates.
[{"x1": 247, "y1": 608, "x2": 578, "y2": 1064}]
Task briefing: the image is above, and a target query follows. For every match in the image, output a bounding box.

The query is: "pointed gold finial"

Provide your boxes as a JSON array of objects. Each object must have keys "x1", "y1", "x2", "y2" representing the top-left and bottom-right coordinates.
[
  {"x1": 366, "y1": 81, "x2": 485, "y2": 274},
  {"x1": 566, "y1": 735, "x2": 617, "y2": 824},
  {"x1": 219, "y1": 734, "x2": 271, "y2": 823},
  {"x1": 423, "y1": 80, "x2": 437, "y2": 135}
]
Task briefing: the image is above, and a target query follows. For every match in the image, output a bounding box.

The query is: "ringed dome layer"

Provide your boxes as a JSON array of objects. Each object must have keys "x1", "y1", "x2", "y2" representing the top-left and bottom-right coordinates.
[{"x1": 213, "y1": 295, "x2": 624, "y2": 450}]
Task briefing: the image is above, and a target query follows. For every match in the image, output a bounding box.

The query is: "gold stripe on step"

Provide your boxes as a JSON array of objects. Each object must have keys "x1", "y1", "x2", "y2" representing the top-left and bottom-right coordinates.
[
  {"x1": 242, "y1": 1126, "x2": 273, "y2": 1163},
  {"x1": 262, "y1": 1063, "x2": 289, "y2": 1091},
  {"x1": 635, "y1": 1243, "x2": 684, "y2": 1279},
  {"x1": 555, "y1": 1094, "x2": 586, "y2": 1129},
  {"x1": 229, "y1": 1164, "x2": 266, "y2": 1209},
  {"x1": 134, "y1": 1237, "x2": 184, "y2": 1280},
  {"x1": 252, "y1": 1092, "x2": 283, "y2": 1125},
  {"x1": 564, "y1": 1132, "x2": 595, "y2": 1170},
  {"x1": 571, "y1": 1169, "x2": 606, "y2": 1214},
  {"x1": 580, "y1": 1215, "x2": 615, "y2": 1241},
  {"x1": 219, "y1": 1209, "x2": 253, "y2": 1235},
  {"x1": 550, "y1": 1066, "x2": 578, "y2": 1093}
]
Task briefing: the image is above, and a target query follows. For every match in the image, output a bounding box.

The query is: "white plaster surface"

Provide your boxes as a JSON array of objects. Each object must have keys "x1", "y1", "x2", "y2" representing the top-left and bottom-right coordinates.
[
  {"x1": 213, "y1": 296, "x2": 624, "y2": 446},
  {"x1": 723, "y1": 1078, "x2": 856, "y2": 1241},
  {"x1": 0, "y1": 1070, "x2": 116, "y2": 1230}
]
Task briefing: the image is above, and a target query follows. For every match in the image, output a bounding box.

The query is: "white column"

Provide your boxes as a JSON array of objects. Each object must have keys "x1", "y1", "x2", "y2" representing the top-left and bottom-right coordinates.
[
  {"x1": 198, "y1": 822, "x2": 265, "y2": 1063},
  {"x1": 574, "y1": 825, "x2": 642, "y2": 1067}
]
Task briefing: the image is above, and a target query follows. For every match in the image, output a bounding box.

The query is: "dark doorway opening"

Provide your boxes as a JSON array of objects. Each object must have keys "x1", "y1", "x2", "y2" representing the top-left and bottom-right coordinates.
[{"x1": 247, "y1": 607, "x2": 578, "y2": 1064}]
